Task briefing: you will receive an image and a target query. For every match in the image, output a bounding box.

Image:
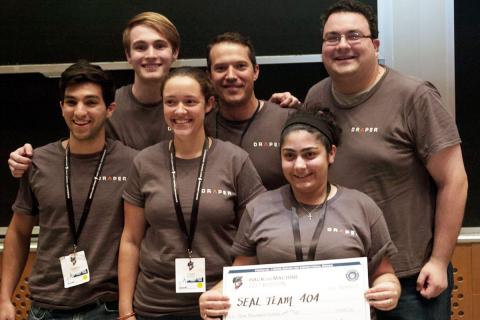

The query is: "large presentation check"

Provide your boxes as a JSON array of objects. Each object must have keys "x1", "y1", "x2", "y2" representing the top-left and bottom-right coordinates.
[{"x1": 223, "y1": 257, "x2": 370, "y2": 320}]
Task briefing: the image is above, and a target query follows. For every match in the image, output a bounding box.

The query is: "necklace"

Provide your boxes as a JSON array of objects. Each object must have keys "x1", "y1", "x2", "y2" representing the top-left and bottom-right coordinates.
[
  {"x1": 299, "y1": 184, "x2": 331, "y2": 220},
  {"x1": 301, "y1": 204, "x2": 321, "y2": 221}
]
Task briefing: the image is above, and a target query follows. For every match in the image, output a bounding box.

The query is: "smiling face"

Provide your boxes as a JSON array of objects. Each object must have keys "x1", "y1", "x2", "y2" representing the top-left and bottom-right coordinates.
[
  {"x1": 162, "y1": 75, "x2": 214, "y2": 138},
  {"x1": 281, "y1": 129, "x2": 336, "y2": 202},
  {"x1": 126, "y1": 24, "x2": 178, "y2": 83},
  {"x1": 322, "y1": 12, "x2": 379, "y2": 85},
  {"x1": 61, "y1": 82, "x2": 114, "y2": 146},
  {"x1": 208, "y1": 42, "x2": 259, "y2": 108}
]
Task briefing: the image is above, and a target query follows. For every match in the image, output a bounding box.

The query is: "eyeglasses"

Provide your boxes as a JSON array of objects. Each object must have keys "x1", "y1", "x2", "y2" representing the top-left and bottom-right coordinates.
[{"x1": 323, "y1": 31, "x2": 373, "y2": 46}]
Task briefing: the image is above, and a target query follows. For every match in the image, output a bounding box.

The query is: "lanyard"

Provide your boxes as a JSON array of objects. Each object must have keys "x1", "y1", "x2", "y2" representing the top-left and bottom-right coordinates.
[
  {"x1": 290, "y1": 183, "x2": 331, "y2": 262},
  {"x1": 169, "y1": 138, "x2": 209, "y2": 257},
  {"x1": 215, "y1": 100, "x2": 261, "y2": 147},
  {"x1": 64, "y1": 144, "x2": 107, "y2": 250}
]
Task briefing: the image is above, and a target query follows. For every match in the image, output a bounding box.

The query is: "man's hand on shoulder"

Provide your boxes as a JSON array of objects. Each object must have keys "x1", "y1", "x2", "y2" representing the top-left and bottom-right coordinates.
[
  {"x1": 8, "y1": 143, "x2": 33, "y2": 178},
  {"x1": 268, "y1": 92, "x2": 301, "y2": 108}
]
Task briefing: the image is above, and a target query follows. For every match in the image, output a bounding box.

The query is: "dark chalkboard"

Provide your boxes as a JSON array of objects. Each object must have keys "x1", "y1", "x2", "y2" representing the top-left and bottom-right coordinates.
[
  {"x1": 455, "y1": 0, "x2": 480, "y2": 227},
  {"x1": 0, "y1": 0, "x2": 376, "y2": 65},
  {"x1": 0, "y1": 1, "x2": 376, "y2": 226}
]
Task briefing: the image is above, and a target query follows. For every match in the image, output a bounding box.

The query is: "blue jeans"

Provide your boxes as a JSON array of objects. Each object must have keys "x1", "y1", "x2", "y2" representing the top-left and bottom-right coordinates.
[
  {"x1": 28, "y1": 300, "x2": 118, "y2": 320},
  {"x1": 376, "y1": 264, "x2": 453, "y2": 320}
]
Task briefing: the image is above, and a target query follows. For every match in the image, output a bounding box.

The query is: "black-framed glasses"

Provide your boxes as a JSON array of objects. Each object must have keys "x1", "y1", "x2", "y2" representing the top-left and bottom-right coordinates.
[{"x1": 323, "y1": 31, "x2": 373, "y2": 46}]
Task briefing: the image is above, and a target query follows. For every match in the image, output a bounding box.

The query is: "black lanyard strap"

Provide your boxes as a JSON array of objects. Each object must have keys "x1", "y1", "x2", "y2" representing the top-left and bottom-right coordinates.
[
  {"x1": 215, "y1": 100, "x2": 261, "y2": 147},
  {"x1": 64, "y1": 144, "x2": 107, "y2": 248},
  {"x1": 169, "y1": 138, "x2": 209, "y2": 255},
  {"x1": 290, "y1": 183, "x2": 331, "y2": 261}
]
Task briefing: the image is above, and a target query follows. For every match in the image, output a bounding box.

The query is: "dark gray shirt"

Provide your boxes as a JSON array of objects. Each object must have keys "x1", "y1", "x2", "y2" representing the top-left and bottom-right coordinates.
[
  {"x1": 205, "y1": 101, "x2": 291, "y2": 190},
  {"x1": 305, "y1": 68, "x2": 461, "y2": 277},
  {"x1": 123, "y1": 139, "x2": 266, "y2": 316},
  {"x1": 13, "y1": 140, "x2": 137, "y2": 309},
  {"x1": 233, "y1": 185, "x2": 396, "y2": 277},
  {"x1": 106, "y1": 85, "x2": 171, "y2": 150}
]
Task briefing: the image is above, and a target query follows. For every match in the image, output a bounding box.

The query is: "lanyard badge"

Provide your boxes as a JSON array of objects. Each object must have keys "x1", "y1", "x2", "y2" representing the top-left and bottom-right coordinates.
[
  {"x1": 170, "y1": 138, "x2": 209, "y2": 293},
  {"x1": 60, "y1": 144, "x2": 107, "y2": 288},
  {"x1": 290, "y1": 183, "x2": 331, "y2": 262}
]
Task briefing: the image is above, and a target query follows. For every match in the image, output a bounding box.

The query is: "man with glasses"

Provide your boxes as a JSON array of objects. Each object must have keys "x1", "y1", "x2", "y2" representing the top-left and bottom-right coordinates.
[{"x1": 305, "y1": 1, "x2": 467, "y2": 319}]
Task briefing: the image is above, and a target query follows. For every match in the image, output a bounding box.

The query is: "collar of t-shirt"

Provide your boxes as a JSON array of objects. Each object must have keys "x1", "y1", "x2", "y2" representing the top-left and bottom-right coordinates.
[
  {"x1": 128, "y1": 84, "x2": 163, "y2": 108},
  {"x1": 331, "y1": 66, "x2": 387, "y2": 108},
  {"x1": 217, "y1": 100, "x2": 265, "y2": 127}
]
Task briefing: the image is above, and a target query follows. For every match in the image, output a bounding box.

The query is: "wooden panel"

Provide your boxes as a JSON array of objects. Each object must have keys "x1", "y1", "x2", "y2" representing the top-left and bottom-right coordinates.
[
  {"x1": 0, "y1": 252, "x2": 35, "y2": 320},
  {"x1": 451, "y1": 244, "x2": 472, "y2": 320},
  {"x1": 1, "y1": 245, "x2": 479, "y2": 319},
  {"x1": 472, "y1": 244, "x2": 480, "y2": 319},
  {"x1": 472, "y1": 244, "x2": 480, "y2": 293}
]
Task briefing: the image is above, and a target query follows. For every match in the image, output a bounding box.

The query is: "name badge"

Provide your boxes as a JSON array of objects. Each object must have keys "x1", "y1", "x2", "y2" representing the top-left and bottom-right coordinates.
[
  {"x1": 59, "y1": 250, "x2": 90, "y2": 288},
  {"x1": 175, "y1": 258, "x2": 206, "y2": 293}
]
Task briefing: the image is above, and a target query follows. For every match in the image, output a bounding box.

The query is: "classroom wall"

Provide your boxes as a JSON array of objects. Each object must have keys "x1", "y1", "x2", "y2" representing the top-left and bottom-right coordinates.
[{"x1": 378, "y1": 0, "x2": 455, "y2": 114}]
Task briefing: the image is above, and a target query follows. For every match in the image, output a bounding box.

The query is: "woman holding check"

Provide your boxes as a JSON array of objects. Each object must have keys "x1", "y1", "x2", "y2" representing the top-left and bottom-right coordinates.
[
  {"x1": 118, "y1": 67, "x2": 265, "y2": 320},
  {"x1": 199, "y1": 107, "x2": 401, "y2": 319}
]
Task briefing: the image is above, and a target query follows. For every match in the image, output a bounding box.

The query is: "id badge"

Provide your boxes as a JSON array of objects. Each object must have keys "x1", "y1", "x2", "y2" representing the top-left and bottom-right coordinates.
[
  {"x1": 59, "y1": 250, "x2": 90, "y2": 288},
  {"x1": 175, "y1": 258, "x2": 206, "y2": 293}
]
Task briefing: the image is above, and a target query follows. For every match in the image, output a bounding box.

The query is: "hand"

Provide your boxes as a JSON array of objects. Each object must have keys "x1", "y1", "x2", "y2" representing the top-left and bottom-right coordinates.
[
  {"x1": 8, "y1": 143, "x2": 33, "y2": 178},
  {"x1": 268, "y1": 92, "x2": 301, "y2": 108},
  {"x1": 199, "y1": 289, "x2": 230, "y2": 319},
  {"x1": 0, "y1": 299, "x2": 16, "y2": 320},
  {"x1": 416, "y1": 258, "x2": 449, "y2": 299},
  {"x1": 365, "y1": 281, "x2": 400, "y2": 311}
]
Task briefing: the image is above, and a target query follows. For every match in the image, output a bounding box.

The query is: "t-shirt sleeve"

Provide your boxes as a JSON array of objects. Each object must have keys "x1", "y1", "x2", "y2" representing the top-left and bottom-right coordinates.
[
  {"x1": 407, "y1": 82, "x2": 461, "y2": 163},
  {"x1": 367, "y1": 202, "x2": 397, "y2": 274},
  {"x1": 231, "y1": 206, "x2": 257, "y2": 257},
  {"x1": 11, "y1": 172, "x2": 38, "y2": 216},
  {"x1": 122, "y1": 156, "x2": 145, "y2": 208},
  {"x1": 234, "y1": 156, "x2": 266, "y2": 219}
]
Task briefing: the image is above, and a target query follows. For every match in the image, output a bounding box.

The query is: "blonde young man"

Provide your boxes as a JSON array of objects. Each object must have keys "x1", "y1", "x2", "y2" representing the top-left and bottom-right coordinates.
[{"x1": 9, "y1": 13, "x2": 298, "y2": 173}]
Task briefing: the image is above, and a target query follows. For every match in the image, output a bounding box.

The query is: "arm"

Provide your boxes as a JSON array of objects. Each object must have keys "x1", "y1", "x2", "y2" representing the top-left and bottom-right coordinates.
[
  {"x1": 118, "y1": 201, "x2": 146, "y2": 319},
  {"x1": 199, "y1": 256, "x2": 257, "y2": 319},
  {"x1": 365, "y1": 256, "x2": 401, "y2": 311},
  {"x1": 8, "y1": 144, "x2": 33, "y2": 178},
  {"x1": 416, "y1": 144, "x2": 467, "y2": 299},
  {"x1": 0, "y1": 213, "x2": 36, "y2": 320},
  {"x1": 268, "y1": 92, "x2": 301, "y2": 108}
]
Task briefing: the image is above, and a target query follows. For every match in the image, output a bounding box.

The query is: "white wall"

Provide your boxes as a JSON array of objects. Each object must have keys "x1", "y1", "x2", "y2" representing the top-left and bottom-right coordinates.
[{"x1": 377, "y1": 0, "x2": 455, "y2": 115}]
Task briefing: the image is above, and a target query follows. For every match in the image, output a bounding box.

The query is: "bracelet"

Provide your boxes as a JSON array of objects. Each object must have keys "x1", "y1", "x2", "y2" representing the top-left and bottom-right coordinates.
[{"x1": 117, "y1": 312, "x2": 135, "y2": 320}]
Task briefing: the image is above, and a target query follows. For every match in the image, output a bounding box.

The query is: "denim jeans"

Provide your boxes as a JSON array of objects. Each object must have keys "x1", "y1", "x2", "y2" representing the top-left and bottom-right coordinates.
[
  {"x1": 376, "y1": 264, "x2": 453, "y2": 320},
  {"x1": 29, "y1": 300, "x2": 118, "y2": 320}
]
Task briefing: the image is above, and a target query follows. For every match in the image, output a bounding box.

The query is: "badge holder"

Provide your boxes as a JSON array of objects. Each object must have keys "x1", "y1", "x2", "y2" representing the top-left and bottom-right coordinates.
[
  {"x1": 175, "y1": 249, "x2": 206, "y2": 293},
  {"x1": 59, "y1": 246, "x2": 90, "y2": 288}
]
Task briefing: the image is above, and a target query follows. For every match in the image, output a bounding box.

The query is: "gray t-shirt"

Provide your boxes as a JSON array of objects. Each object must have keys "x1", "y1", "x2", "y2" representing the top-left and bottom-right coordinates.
[
  {"x1": 305, "y1": 67, "x2": 461, "y2": 277},
  {"x1": 106, "y1": 84, "x2": 172, "y2": 150},
  {"x1": 205, "y1": 101, "x2": 291, "y2": 190},
  {"x1": 12, "y1": 139, "x2": 137, "y2": 309},
  {"x1": 233, "y1": 185, "x2": 396, "y2": 277},
  {"x1": 123, "y1": 138, "x2": 266, "y2": 317}
]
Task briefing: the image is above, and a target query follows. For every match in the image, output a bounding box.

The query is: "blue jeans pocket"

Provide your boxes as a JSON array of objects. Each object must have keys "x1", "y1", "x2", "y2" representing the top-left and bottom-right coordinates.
[
  {"x1": 28, "y1": 306, "x2": 50, "y2": 320},
  {"x1": 103, "y1": 301, "x2": 119, "y2": 314}
]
